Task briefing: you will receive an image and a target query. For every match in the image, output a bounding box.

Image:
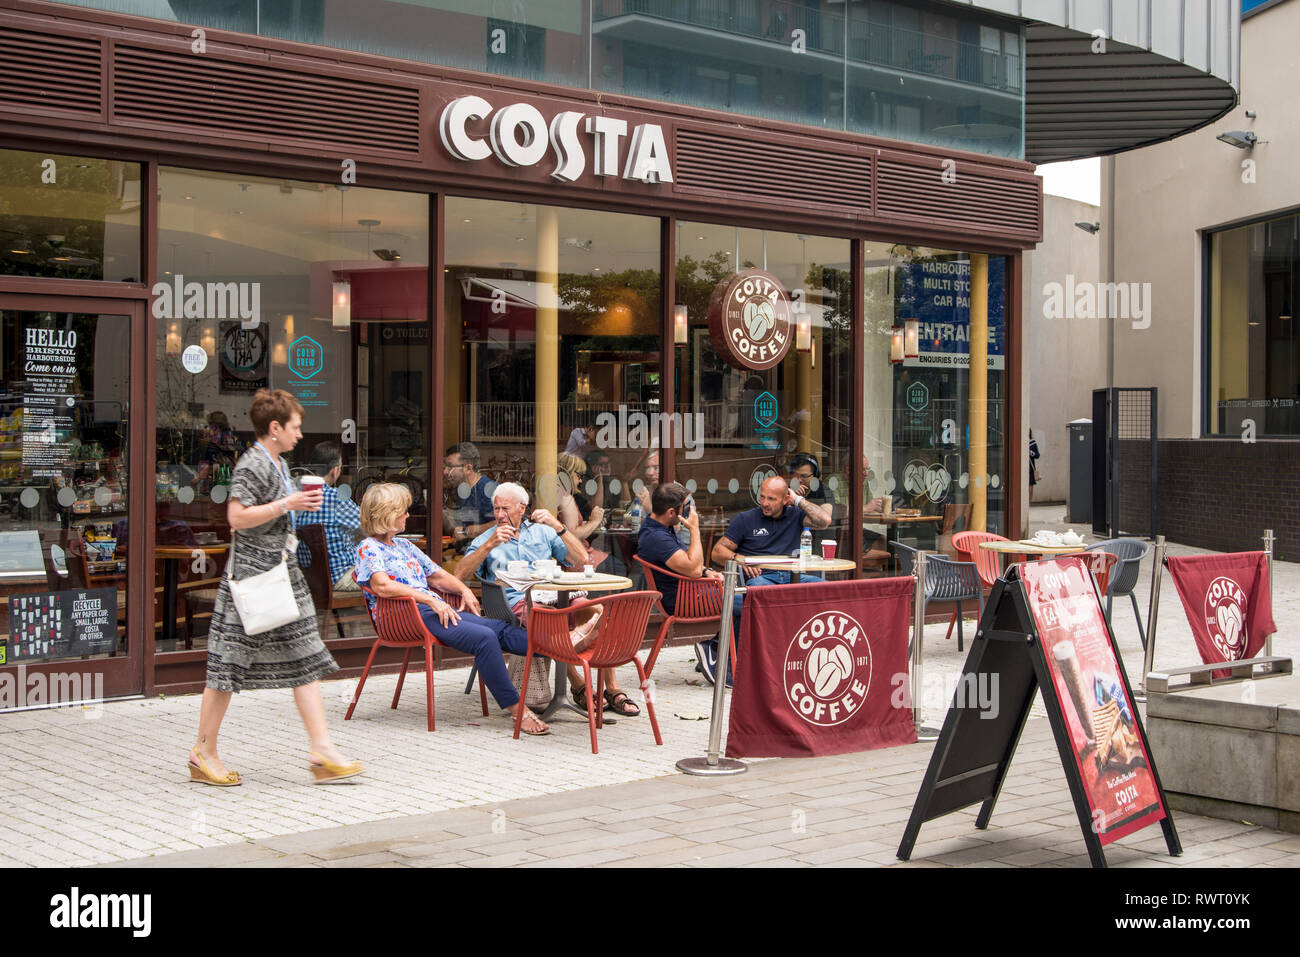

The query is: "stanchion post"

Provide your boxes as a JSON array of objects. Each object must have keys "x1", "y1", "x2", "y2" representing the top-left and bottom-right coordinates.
[
  {"x1": 677, "y1": 559, "x2": 748, "y2": 776},
  {"x1": 1141, "y1": 535, "x2": 1166, "y2": 697},
  {"x1": 911, "y1": 551, "x2": 940, "y2": 740},
  {"x1": 1263, "y1": 529, "x2": 1275, "y2": 658}
]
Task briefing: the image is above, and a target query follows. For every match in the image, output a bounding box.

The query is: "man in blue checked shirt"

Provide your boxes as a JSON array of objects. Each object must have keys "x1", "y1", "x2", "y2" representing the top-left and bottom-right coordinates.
[{"x1": 293, "y1": 440, "x2": 363, "y2": 592}]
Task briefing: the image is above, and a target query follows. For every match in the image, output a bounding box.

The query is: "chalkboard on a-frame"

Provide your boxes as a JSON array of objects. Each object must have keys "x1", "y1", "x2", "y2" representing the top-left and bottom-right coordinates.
[{"x1": 897, "y1": 557, "x2": 1180, "y2": 868}]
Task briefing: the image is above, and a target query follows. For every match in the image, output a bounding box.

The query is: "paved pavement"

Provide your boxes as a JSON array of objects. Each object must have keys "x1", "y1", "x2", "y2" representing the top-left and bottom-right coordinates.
[{"x1": 1, "y1": 506, "x2": 1296, "y2": 868}]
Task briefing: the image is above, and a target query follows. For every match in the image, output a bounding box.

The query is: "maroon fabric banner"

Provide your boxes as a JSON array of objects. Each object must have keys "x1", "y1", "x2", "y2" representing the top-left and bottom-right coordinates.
[
  {"x1": 725, "y1": 577, "x2": 916, "y2": 758},
  {"x1": 1164, "y1": 552, "x2": 1276, "y2": 666}
]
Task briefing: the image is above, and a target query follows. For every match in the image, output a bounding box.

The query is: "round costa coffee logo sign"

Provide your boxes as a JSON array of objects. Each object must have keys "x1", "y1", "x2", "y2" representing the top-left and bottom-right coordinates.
[
  {"x1": 707, "y1": 269, "x2": 793, "y2": 371},
  {"x1": 1203, "y1": 576, "x2": 1247, "y2": 659},
  {"x1": 784, "y1": 610, "x2": 871, "y2": 727}
]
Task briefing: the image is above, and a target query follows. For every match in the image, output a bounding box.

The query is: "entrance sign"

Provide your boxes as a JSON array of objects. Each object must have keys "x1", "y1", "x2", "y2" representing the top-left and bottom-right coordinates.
[
  {"x1": 707, "y1": 270, "x2": 794, "y2": 371},
  {"x1": 726, "y1": 577, "x2": 915, "y2": 758},
  {"x1": 898, "y1": 556, "x2": 1179, "y2": 868},
  {"x1": 438, "y1": 95, "x2": 673, "y2": 184}
]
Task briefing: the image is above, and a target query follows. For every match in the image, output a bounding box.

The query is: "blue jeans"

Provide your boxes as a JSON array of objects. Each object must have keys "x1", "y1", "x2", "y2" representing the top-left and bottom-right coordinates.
[
  {"x1": 417, "y1": 607, "x2": 529, "y2": 710},
  {"x1": 712, "y1": 570, "x2": 826, "y2": 655}
]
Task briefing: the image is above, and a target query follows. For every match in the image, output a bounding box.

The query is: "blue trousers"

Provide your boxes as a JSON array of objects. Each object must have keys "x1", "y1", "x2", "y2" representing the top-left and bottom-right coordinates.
[
  {"x1": 417, "y1": 607, "x2": 528, "y2": 710},
  {"x1": 716, "y1": 570, "x2": 826, "y2": 650}
]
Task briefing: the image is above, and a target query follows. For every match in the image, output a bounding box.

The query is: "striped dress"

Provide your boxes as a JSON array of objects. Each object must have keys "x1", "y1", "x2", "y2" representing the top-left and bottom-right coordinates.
[{"x1": 205, "y1": 445, "x2": 338, "y2": 692}]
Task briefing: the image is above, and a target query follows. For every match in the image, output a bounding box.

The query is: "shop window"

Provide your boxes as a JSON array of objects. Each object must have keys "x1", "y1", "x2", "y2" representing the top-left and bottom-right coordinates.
[
  {"x1": 863, "y1": 243, "x2": 1008, "y2": 546},
  {"x1": 0, "y1": 149, "x2": 141, "y2": 283},
  {"x1": 1206, "y1": 212, "x2": 1300, "y2": 437},
  {"x1": 0, "y1": 309, "x2": 131, "y2": 665},
  {"x1": 673, "y1": 224, "x2": 853, "y2": 558},
  {"x1": 154, "y1": 169, "x2": 428, "y2": 650},
  {"x1": 443, "y1": 198, "x2": 660, "y2": 581}
]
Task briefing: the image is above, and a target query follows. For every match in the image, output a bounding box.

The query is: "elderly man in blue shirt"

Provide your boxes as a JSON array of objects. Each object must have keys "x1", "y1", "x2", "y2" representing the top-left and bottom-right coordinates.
[{"x1": 455, "y1": 482, "x2": 642, "y2": 717}]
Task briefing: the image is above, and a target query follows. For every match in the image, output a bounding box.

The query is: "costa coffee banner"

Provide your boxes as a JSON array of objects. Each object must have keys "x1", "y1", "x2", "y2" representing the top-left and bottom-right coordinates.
[
  {"x1": 707, "y1": 270, "x2": 794, "y2": 371},
  {"x1": 1019, "y1": 558, "x2": 1167, "y2": 844},
  {"x1": 1164, "y1": 552, "x2": 1275, "y2": 667},
  {"x1": 725, "y1": 577, "x2": 915, "y2": 758}
]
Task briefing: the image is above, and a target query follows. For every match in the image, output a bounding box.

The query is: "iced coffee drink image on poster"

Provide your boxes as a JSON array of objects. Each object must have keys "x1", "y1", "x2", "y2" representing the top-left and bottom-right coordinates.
[{"x1": 1019, "y1": 557, "x2": 1167, "y2": 843}]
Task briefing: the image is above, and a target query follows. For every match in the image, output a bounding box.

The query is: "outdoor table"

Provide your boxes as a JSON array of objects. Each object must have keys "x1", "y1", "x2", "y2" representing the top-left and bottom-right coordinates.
[
  {"x1": 744, "y1": 555, "x2": 858, "y2": 583},
  {"x1": 156, "y1": 544, "x2": 229, "y2": 648},
  {"x1": 864, "y1": 513, "x2": 943, "y2": 565},
  {"x1": 517, "y1": 572, "x2": 635, "y2": 721},
  {"x1": 977, "y1": 539, "x2": 1087, "y2": 576}
]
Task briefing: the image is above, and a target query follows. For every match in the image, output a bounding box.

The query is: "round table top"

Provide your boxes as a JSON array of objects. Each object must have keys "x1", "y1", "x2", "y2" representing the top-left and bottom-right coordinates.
[
  {"x1": 522, "y1": 573, "x2": 634, "y2": 593},
  {"x1": 978, "y1": 539, "x2": 1087, "y2": 556},
  {"x1": 746, "y1": 556, "x2": 858, "y2": 574}
]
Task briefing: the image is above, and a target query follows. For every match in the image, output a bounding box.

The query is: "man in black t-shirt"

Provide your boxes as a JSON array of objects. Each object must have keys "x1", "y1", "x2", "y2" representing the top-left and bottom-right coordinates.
[
  {"x1": 636, "y1": 482, "x2": 721, "y2": 615},
  {"x1": 706, "y1": 475, "x2": 833, "y2": 684}
]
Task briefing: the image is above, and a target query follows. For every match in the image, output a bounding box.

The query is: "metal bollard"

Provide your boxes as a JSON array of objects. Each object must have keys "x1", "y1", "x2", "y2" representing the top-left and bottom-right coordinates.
[
  {"x1": 1140, "y1": 535, "x2": 1166, "y2": 698},
  {"x1": 911, "y1": 551, "x2": 940, "y2": 741},
  {"x1": 677, "y1": 559, "x2": 748, "y2": 776},
  {"x1": 1264, "y1": 529, "x2": 1275, "y2": 659}
]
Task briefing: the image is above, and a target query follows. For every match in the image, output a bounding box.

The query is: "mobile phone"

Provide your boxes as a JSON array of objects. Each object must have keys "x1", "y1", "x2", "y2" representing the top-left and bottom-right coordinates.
[{"x1": 681, "y1": 498, "x2": 692, "y2": 519}]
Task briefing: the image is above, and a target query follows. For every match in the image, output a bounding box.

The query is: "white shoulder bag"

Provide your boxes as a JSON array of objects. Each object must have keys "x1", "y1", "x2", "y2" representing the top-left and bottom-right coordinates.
[{"x1": 225, "y1": 446, "x2": 303, "y2": 635}]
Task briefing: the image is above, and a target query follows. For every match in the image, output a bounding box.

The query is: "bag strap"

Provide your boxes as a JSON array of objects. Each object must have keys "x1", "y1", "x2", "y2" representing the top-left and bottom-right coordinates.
[{"x1": 224, "y1": 509, "x2": 294, "y2": 581}]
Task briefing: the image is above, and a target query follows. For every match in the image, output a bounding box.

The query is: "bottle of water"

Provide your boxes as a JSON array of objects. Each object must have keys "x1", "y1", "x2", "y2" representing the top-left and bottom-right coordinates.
[{"x1": 800, "y1": 526, "x2": 812, "y2": 564}]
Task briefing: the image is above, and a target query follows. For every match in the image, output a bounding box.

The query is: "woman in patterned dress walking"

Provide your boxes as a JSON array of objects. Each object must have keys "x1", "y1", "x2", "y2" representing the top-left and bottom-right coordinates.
[{"x1": 188, "y1": 389, "x2": 363, "y2": 785}]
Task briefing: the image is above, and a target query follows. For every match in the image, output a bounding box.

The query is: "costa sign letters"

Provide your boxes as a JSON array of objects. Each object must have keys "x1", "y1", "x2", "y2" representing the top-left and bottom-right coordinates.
[
  {"x1": 439, "y1": 95, "x2": 672, "y2": 184},
  {"x1": 707, "y1": 269, "x2": 794, "y2": 371}
]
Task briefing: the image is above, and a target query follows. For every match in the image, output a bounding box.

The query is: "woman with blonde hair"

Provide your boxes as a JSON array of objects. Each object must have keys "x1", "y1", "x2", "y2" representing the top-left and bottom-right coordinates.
[
  {"x1": 353, "y1": 482, "x2": 552, "y2": 735},
  {"x1": 191, "y1": 388, "x2": 362, "y2": 786}
]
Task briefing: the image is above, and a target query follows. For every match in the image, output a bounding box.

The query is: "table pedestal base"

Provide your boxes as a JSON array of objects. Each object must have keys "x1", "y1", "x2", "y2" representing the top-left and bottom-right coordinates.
[{"x1": 676, "y1": 756, "x2": 747, "y2": 776}]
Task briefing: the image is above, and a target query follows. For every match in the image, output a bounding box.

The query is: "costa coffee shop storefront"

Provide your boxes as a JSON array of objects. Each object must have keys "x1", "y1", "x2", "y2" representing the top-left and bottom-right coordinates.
[{"x1": 0, "y1": 4, "x2": 1039, "y2": 702}]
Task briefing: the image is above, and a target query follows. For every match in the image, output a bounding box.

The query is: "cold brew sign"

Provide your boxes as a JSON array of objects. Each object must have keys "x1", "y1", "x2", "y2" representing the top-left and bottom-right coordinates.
[{"x1": 707, "y1": 270, "x2": 794, "y2": 371}]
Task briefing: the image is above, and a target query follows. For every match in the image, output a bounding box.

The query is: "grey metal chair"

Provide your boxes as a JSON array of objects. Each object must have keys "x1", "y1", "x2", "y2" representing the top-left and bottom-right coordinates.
[
  {"x1": 1087, "y1": 538, "x2": 1151, "y2": 648},
  {"x1": 891, "y1": 541, "x2": 984, "y2": 652}
]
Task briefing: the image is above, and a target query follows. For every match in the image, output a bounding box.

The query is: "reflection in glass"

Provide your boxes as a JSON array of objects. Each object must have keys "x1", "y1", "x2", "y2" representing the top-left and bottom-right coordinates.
[
  {"x1": 155, "y1": 169, "x2": 428, "y2": 649},
  {"x1": 0, "y1": 148, "x2": 142, "y2": 282}
]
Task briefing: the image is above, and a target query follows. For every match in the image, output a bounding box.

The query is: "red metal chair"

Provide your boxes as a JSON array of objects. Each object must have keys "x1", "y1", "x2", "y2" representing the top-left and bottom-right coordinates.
[
  {"x1": 952, "y1": 530, "x2": 1020, "y2": 590},
  {"x1": 632, "y1": 555, "x2": 735, "y2": 677},
  {"x1": 348, "y1": 577, "x2": 487, "y2": 731},
  {"x1": 517, "y1": 591, "x2": 661, "y2": 754}
]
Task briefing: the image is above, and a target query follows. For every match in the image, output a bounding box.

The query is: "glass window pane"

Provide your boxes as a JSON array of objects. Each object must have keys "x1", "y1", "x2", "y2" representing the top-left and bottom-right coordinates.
[
  {"x1": 0, "y1": 310, "x2": 131, "y2": 664},
  {"x1": 443, "y1": 198, "x2": 661, "y2": 580},
  {"x1": 155, "y1": 169, "x2": 428, "y2": 650},
  {"x1": 1208, "y1": 213, "x2": 1300, "y2": 436},
  {"x1": 674, "y1": 223, "x2": 853, "y2": 557},
  {"x1": 0, "y1": 149, "x2": 142, "y2": 283}
]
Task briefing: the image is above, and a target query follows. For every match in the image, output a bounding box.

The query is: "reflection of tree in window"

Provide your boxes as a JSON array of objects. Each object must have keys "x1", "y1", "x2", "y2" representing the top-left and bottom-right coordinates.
[{"x1": 486, "y1": 18, "x2": 545, "y2": 79}]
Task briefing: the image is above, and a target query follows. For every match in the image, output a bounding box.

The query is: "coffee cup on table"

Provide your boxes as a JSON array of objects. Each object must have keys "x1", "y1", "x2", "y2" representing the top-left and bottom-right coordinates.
[{"x1": 821, "y1": 540, "x2": 837, "y2": 560}]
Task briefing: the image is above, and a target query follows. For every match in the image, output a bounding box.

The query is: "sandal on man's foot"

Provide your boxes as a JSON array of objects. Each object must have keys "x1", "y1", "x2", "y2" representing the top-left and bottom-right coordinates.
[
  {"x1": 603, "y1": 689, "x2": 640, "y2": 717},
  {"x1": 571, "y1": 684, "x2": 593, "y2": 714}
]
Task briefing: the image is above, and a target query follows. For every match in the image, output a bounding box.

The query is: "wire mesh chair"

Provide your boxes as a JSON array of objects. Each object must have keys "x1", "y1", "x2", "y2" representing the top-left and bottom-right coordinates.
[
  {"x1": 633, "y1": 555, "x2": 731, "y2": 676},
  {"x1": 518, "y1": 591, "x2": 661, "y2": 754},
  {"x1": 890, "y1": 542, "x2": 984, "y2": 652},
  {"x1": 1087, "y1": 539, "x2": 1151, "y2": 647},
  {"x1": 349, "y1": 577, "x2": 488, "y2": 731}
]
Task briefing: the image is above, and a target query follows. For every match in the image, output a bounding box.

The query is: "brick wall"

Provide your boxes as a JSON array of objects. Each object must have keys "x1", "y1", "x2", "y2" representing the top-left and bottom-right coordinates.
[{"x1": 1118, "y1": 440, "x2": 1299, "y2": 560}]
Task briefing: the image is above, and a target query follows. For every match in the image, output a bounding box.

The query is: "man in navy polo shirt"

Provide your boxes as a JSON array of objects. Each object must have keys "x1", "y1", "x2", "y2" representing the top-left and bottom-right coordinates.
[
  {"x1": 636, "y1": 482, "x2": 720, "y2": 614},
  {"x1": 705, "y1": 475, "x2": 833, "y2": 684}
]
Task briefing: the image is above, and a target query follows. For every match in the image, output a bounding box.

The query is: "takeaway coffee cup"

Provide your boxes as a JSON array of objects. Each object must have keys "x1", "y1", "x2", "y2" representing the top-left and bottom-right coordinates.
[
  {"x1": 1053, "y1": 640, "x2": 1095, "y2": 745},
  {"x1": 821, "y1": 540, "x2": 837, "y2": 560},
  {"x1": 300, "y1": 475, "x2": 324, "y2": 509}
]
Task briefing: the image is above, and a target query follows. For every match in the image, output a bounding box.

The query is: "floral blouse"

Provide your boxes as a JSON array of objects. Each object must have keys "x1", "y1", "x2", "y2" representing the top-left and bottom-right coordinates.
[{"x1": 353, "y1": 537, "x2": 441, "y2": 615}]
